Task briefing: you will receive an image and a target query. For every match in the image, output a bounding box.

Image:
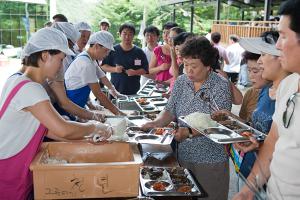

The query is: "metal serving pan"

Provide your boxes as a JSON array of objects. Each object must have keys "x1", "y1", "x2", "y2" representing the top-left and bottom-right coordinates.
[{"x1": 140, "y1": 166, "x2": 204, "y2": 197}]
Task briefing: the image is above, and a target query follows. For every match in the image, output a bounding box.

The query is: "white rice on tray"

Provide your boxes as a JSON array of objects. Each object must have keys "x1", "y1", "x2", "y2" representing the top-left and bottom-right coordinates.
[{"x1": 185, "y1": 112, "x2": 217, "y2": 130}]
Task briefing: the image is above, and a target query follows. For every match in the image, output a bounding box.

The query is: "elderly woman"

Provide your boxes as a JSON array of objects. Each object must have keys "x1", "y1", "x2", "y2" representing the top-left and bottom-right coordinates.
[{"x1": 142, "y1": 36, "x2": 232, "y2": 200}]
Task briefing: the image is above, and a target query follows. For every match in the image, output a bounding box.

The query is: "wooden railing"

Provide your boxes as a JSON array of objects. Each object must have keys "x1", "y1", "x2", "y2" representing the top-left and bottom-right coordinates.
[{"x1": 211, "y1": 20, "x2": 279, "y2": 44}]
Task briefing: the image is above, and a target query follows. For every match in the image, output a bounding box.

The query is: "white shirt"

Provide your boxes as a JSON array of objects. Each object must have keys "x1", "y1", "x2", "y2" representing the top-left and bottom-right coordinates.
[
  {"x1": 0, "y1": 75, "x2": 49, "y2": 159},
  {"x1": 64, "y1": 51, "x2": 105, "y2": 90},
  {"x1": 268, "y1": 73, "x2": 300, "y2": 199},
  {"x1": 140, "y1": 46, "x2": 154, "y2": 86},
  {"x1": 223, "y1": 43, "x2": 244, "y2": 73}
]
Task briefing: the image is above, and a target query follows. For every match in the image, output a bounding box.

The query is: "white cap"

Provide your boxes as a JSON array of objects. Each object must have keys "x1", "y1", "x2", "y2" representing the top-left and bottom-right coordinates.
[
  {"x1": 239, "y1": 37, "x2": 280, "y2": 56},
  {"x1": 99, "y1": 18, "x2": 110, "y2": 27},
  {"x1": 22, "y1": 27, "x2": 75, "y2": 59},
  {"x1": 87, "y1": 31, "x2": 115, "y2": 51},
  {"x1": 51, "y1": 22, "x2": 80, "y2": 44},
  {"x1": 75, "y1": 22, "x2": 92, "y2": 32}
]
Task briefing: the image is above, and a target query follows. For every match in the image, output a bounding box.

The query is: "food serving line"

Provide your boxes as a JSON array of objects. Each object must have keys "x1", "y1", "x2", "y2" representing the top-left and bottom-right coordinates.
[{"x1": 29, "y1": 80, "x2": 265, "y2": 199}]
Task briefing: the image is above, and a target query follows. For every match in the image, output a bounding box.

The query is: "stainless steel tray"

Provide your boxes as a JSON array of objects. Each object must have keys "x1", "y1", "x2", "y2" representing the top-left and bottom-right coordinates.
[
  {"x1": 137, "y1": 80, "x2": 169, "y2": 97},
  {"x1": 134, "y1": 97, "x2": 167, "y2": 113},
  {"x1": 140, "y1": 167, "x2": 203, "y2": 197},
  {"x1": 125, "y1": 127, "x2": 174, "y2": 145},
  {"x1": 178, "y1": 116, "x2": 250, "y2": 144},
  {"x1": 220, "y1": 116, "x2": 267, "y2": 141}
]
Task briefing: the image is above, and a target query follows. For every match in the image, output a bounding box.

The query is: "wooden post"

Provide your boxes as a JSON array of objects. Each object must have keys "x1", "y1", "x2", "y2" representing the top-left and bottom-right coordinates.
[
  {"x1": 190, "y1": 0, "x2": 194, "y2": 32},
  {"x1": 264, "y1": 0, "x2": 272, "y2": 21}
]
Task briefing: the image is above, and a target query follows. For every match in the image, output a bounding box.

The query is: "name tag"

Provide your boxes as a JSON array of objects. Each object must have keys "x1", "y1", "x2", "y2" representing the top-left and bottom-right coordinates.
[{"x1": 134, "y1": 59, "x2": 141, "y2": 66}]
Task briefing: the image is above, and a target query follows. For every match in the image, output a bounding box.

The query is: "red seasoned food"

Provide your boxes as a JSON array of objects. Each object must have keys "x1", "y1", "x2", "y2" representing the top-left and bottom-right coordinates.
[
  {"x1": 241, "y1": 131, "x2": 253, "y2": 137},
  {"x1": 152, "y1": 182, "x2": 167, "y2": 191},
  {"x1": 177, "y1": 185, "x2": 192, "y2": 192},
  {"x1": 155, "y1": 128, "x2": 165, "y2": 135},
  {"x1": 137, "y1": 98, "x2": 148, "y2": 105}
]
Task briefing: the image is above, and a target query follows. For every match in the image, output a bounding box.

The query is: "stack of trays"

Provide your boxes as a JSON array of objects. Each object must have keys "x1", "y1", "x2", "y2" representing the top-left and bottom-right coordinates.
[{"x1": 140, "y1": 167, "x2": 204, "y2": 197}]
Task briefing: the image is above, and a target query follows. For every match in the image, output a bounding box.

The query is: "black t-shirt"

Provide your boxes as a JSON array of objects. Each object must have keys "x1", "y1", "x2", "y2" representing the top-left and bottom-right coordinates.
[{"x1": 102, "y1": 44, "x2": 148, "y2": 95}]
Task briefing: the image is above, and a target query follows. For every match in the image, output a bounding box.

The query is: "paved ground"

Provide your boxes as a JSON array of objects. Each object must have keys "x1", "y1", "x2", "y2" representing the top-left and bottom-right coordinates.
[{"x1": 0, "y1": 58, "x2": 246, "y2": 199}]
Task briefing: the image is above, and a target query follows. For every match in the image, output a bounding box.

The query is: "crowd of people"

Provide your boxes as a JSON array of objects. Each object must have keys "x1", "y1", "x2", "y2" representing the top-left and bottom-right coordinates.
[{"x1": 0, "y1": 0, "x2": 300, "y2": 199}]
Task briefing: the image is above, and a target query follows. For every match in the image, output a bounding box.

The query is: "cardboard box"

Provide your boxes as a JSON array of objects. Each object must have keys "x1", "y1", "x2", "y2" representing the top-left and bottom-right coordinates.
[{"x1": 30, "y1": 142, "x2": 142, "y2": 199}]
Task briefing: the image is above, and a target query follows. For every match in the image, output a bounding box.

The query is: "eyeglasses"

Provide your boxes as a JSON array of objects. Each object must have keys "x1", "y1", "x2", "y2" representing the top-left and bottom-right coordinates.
[{"x1": 282, "y1": 92, "x2": 297, "y2": 128}]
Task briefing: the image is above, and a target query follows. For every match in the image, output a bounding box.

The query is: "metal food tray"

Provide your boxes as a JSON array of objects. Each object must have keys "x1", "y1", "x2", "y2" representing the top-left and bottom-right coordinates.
[
  {"x1": 137, "y1": 80, "x2": 169, "y2": 96},
  {"x1": 140, "y1": 166, "x2": 204, "y2": 197},
  {"x1": 178, "y1": 116, "x2": 250, "y2": 144},
  {"x1": 134, "y1": 96, "x2": 168, "y2": 113},
  {"x1": 125, "y1": 127, "x2": 174, "y2": 145},
  {"x1": 221, "y1": 116, "x2": 267, "y2": 141}
]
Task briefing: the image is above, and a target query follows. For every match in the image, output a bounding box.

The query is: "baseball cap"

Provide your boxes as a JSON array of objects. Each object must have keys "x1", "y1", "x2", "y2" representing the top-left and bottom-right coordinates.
[
  {"x1": 239, "y1": 37, "x2": 280, "y2": 56},
  {"x1": 99, "y1": 18, "x2": 110, "y2": 27},
  {"x1": 87, "y1": 31, "x2": 115, "y2": 51},
  {"x1": 22, "y1": 27, "x2": 75, "y2": 59},
  {"x1": 51, "y1": 22, "x2": 80, "y2": 45},
  {"x1": 75, "y1": 22, "x2": 92, "y2": 32}
]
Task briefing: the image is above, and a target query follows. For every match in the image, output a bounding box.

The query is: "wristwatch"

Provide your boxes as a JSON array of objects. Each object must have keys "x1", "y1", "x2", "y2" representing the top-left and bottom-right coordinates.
[{"x1": 187, "y1": 127, "x2": 193, "y2": 138}]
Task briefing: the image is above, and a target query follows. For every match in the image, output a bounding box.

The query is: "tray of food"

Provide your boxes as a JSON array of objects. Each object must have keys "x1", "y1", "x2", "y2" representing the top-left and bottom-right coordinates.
[
  {"x1": 140, "y1": 166, "x2": 204, "y2": 197},
  {"x1": 178, "y1": 112, "x2": 250, "y2": 144},
  {"x1": 179, "y1": 112, "x2": 267, "y2": 144},
  {"x1": 135, "y1": 97, "x2": 160, "y2": 113},
  {"x1": 125, "y1": 127, "x2": 174, "y2": 145},
  {"x1": 211, "y1": 113, "x2": 267, "y2": 141}
]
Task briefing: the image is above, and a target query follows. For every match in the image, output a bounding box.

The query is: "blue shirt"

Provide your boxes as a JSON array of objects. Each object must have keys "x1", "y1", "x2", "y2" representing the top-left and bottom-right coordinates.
[
  {"x1": 240, "y1": 85, "x2": 275, "y2": 177},
  {"x1": 101, "y1": 44, "x2": 148, "y2": 95},
  {"x1": 165, "y1": 72, "x2": 232, "y2": 164}
]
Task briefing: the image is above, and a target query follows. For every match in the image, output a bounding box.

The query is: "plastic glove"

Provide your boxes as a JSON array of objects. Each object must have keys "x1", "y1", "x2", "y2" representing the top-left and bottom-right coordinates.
[
  {"x1": 94, "y1": 104, "x2": 104, "y2": 111},
  {"x1": 91, "y1": 111, "x2": 105, "y2": 122},
  {"x1": 108, "y1": 86, "x2": 128, "y2": 100},
  {"x1": 87, "y1": 121, "x2": 113, "y2": 143}
]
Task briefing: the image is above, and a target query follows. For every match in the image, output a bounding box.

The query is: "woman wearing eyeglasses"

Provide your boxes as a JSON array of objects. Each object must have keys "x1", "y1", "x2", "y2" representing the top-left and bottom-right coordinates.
[
  {"x1": 234, "y1": 1, "x2": 300, "y2": 199},
  {"x1": 230, "y1": 31, "x2": 290, "y2": 197}
]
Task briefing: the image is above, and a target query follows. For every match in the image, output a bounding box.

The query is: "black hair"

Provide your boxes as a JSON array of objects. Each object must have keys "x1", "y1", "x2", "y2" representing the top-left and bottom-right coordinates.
[
  {"x1": 143, "y1": 25, "x2": 160, "y2": 36},
  {"x1": 170, "y1": 27, "x2": 185, "y2": 35},
  {"x1": 162, "y1": 22, "x2": 178, "y2": 30},
  {"x1": 180, "y1": 36, "x2": 218, "y2": 69},
  {"x1": 52, "y1": 14, "x2": 68, "y2": 22},
  {"x1": 119, "y1": 23, "x2": 136, "y2": 35},
  {"x1": 211, "y1": 32, "x2": 221, "y2": 44},
  {"x1": 22, "y1": 50, "x2": 61, "y2": 67},
  {"x1": 229, "y1": 35, "x2": 239, "y2": 43},
  {"x1": 242, "y1": 51, "x2": 261, "y2": 62},
  {"x1": 278, "y1": 0, "x2": 300, "y2": 37},
  {"x1": 173, "y1": 32, "x2": 193, "y2": 46},
  {"x1": 260, "y1": 30, "x2": 279, "y2": 44}
]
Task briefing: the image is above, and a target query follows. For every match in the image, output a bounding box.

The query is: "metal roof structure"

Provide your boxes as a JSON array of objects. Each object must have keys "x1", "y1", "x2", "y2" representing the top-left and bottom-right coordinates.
[{"x1": 159, "y1": 0, "x2": 282, "y2": 32}]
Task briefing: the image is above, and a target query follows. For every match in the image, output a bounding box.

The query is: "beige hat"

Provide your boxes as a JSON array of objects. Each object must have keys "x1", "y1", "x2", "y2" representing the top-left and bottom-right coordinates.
[
  {"x1": 87, "y1": 31, "x2": 115, "y2": 51},
  {"x1": 99, "y1": 18, "x2": 110, "y2": 27},
  {"x1": 239, "y1": 37, "x2": 280, "y2": 56},
  {"x1": 22, "y1": 27, "x2": 74, "y2": 59}
]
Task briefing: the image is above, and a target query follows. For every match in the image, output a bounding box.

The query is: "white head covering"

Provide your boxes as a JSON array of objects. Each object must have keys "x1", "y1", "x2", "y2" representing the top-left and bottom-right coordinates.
[
  {"x1": 21, "y1": 27, "x2": 74, "y2": 59},
  {"x1": 51, "y1": 22, "x2": 80, "y2": 44},
  {"x1": 75, "y1": 22, "x2": 92, "y2": 32},
  {"x1": 239, "y1": 37, "x2": 280, "y2": 56},
  {"x1": 99, "y1": 18, "x2": 110, "y2": 27},
  {"x1": 87, "y1": 31, "x2": 115, "y2": 51}
]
